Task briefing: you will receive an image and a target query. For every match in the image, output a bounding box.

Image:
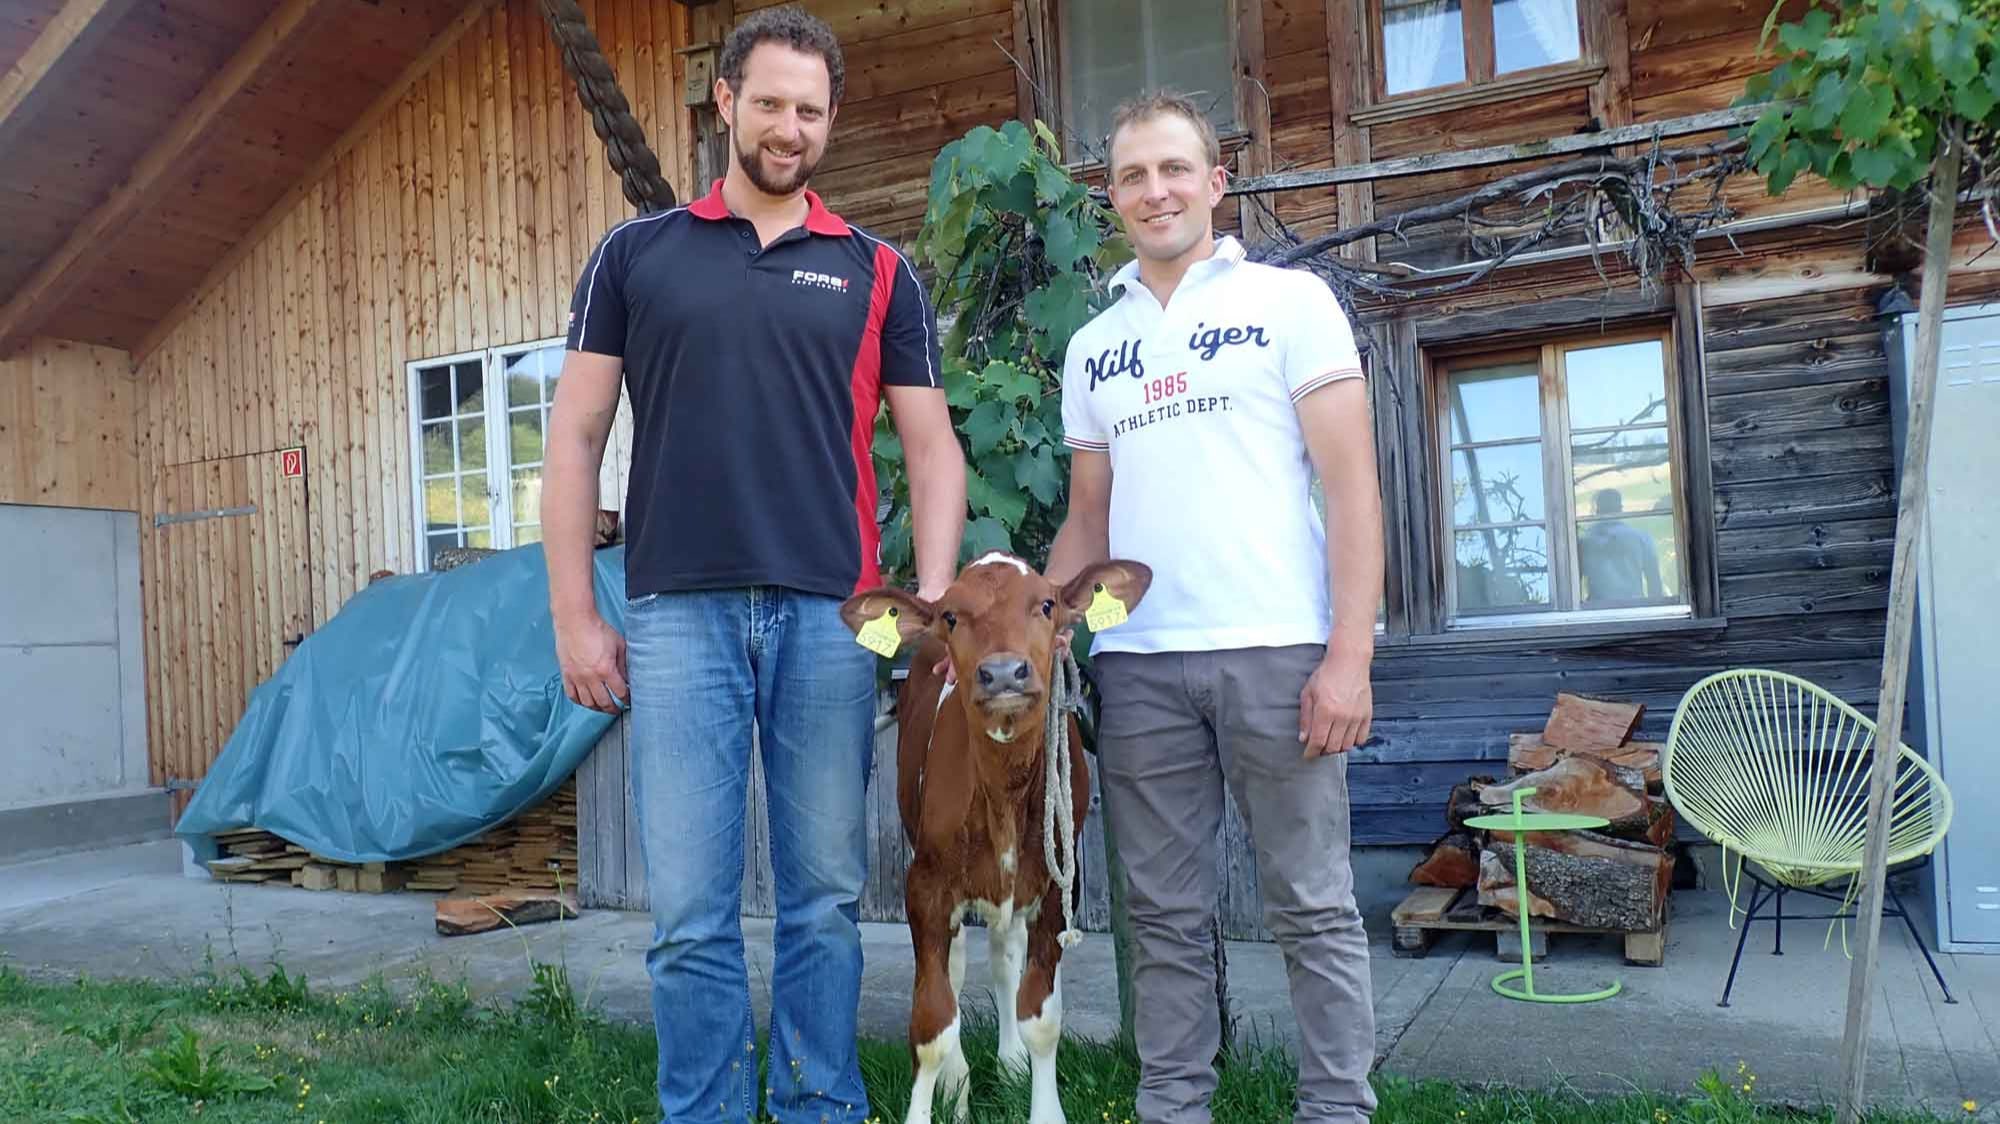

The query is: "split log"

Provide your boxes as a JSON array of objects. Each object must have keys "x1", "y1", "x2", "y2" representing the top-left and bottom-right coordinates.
[
  {"x1": 1509, "y1": 732, "x2": 1663, "y2": 792},
  {"x1": 1540, "y1": 692, "x2": 1644, "y2": 752},
  {"x1": 1447, "y1": 775, "x2": 1499, "y2": 832},
  {"x1": 1477, "y1": 829, "x2": 1673, "y2": 931},
  {"x1": 1409, "y1": 832, "x2": 1480, "y2": 888},
  {"x1": 435, "y1": 891, "x2": 580, "y2": 937},
  {"x1": 1477, "y1": 756, "x2": 1651, "y2": 836}
]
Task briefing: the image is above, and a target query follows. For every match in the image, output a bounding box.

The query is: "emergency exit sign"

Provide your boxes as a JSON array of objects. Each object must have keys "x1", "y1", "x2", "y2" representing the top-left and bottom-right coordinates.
[{"x1": 280, "y1": 447, "x2": 304, "y2": 478}]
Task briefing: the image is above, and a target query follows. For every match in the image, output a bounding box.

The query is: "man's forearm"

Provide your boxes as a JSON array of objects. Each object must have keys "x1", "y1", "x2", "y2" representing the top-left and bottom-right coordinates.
[
  {"x1": 1325, "y1": 530, "x2": 1381, "y2": 663},
  {"x1": 542, "y1": 441, "x2": 603, "y2": 621},
  {"x1": 905, "y1": 437, "x2": 967, "y2": 595},
  {"x1": 1043, "y1": 510, "x2": 1108, "y2": 588}
]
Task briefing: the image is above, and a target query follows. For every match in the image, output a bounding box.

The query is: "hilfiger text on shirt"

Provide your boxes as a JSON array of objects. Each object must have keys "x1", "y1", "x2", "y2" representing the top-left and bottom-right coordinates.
[{"x1": 1112, "y1": 392, "x2": 1233, "y2": 436}]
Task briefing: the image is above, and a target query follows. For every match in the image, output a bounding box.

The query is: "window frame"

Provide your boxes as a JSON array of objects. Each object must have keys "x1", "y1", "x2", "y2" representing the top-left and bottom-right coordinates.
[
  {"x1": 405, "y1": 335, "x2": 568, "y2": 572},
  {"x1": 1367, "y1": 286, "x2": 1722, "y2": 648},
  {"x1": 1429, "y1": 324, "x2": 1694, "y2": 628},
  {"x1": 1366, "y1": 0, "x2": 1590, "y2": 106},
  {"x1": 1042, "y1": 0, "x2": 1254, "y2": 167}
]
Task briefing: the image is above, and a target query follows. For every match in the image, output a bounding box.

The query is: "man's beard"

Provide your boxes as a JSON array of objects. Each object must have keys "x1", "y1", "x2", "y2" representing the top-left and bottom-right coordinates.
[{"x1": 733, "y1": 129, "x2": 819, "y2": 196}]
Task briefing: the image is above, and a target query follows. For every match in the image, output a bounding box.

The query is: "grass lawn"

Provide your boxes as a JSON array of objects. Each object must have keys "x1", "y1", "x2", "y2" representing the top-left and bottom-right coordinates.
[{"x1": 0, "y1": 954, "x2": 1982, "y2": 1124}]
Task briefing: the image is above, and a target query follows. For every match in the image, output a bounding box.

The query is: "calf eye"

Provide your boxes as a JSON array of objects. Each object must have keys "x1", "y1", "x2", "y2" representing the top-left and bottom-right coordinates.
[
  {"x1": 1040, "y1": 599, "x2": 1055, "y2": 618},
  {"x1": 941, "y1": 610, "x2": 957, "y2": 630}
]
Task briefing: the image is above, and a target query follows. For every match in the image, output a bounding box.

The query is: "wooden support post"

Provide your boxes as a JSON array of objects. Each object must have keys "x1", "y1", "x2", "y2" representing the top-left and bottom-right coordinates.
[
  {"x1": 1833, "y1": 133, "x2": 1959, "y2": 1124},
  {"x1": 686, "y1": 2, "x2": 735, "y2": 193}
]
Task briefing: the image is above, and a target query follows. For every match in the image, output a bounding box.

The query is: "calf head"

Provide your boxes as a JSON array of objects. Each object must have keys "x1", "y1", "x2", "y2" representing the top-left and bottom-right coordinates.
[{"x1": 840, "y1": 552, "x2": 1151, "y2": 747}]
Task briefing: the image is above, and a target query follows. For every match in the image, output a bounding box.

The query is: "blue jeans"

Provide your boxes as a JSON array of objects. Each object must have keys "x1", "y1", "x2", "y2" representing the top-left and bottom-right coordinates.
[{"x1": 625, "y1": 586, "x2": 878, "y2": 1124}]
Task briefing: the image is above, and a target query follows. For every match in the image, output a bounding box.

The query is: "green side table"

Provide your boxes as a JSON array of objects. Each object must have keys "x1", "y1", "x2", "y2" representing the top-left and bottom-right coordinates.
[{"x1": 1463, "y1": 786, "x2": 1623, "y2": 1004}]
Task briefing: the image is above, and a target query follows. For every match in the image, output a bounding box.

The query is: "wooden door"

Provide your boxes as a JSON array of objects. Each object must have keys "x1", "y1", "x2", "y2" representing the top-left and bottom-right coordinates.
[{"x1": 147, "y1": 448, "x2": 313, "y2": 820}]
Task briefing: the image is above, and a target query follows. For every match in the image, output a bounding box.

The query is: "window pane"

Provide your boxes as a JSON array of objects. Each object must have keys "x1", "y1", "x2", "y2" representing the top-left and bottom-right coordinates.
[
  {"x1": 458, "y1": 473, "x2": 488, "y2": 528},
  {"x1": 423, "y1": 478, "x2": 458, "y2": 532},
  {"x1": 1448, "y1": 362, "x2": 1541, "y2": 443},
  {"x1": 1493, "y1": 0, "x2": 1580, "y2": 75},
  {"x1": 467, "y1": 527, "x2": 493, "y2": 549},
  {"x1": 1455, "y1": 526, "x2": 1550, "y2": 611},
  {"x1": 511, "y1": 467, "x2": 541, "y2": 525},
  {"x1": 1452, "y1": 444, "x2": 1546, "y2": 525},
  {"x1": 1062, "y1": 0, "x2": 1235, "y2": 153},
  {"x1": 457, "y1": 417, "x2": 487, "y2": 470},
  {"x1": 454, "y1": 361, "x2": 484, "y2": 416},
  {"x1": 509, "y1": 408, "x2": 544, "y2": 467},
  {"x1": 1578, "y1": 513, "x2": 1680, "y2": 606},
  {"x1": 427, "y1": 531, "x2": 461, "y2": 568},
  {"x1": 420, "y1": 367, "x2": 453, "y2": 421},
  {"x1": 422, "y1": 422, "x2": 454, "y2": 476},
  {"x1": 1565, "y1": 339, "x2": 1668, "y2": 431},
  {"x1": 505, "y1": 344, "x2": 562, "y2": 408},
  {"x1": 1384, "y1": 0, "x2": 1465, "y2": 95},
  {"x1": 514, "y1": 523, "x2": 543, "y2": 546},
  {"x1": 1573, "y1": 428, "x2": 1673, "y2": 518}
]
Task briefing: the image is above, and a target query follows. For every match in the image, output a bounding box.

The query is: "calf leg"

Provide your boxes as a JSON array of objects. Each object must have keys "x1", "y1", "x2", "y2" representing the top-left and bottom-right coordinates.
[
  {"x1": 1017, "y1": 886, "x2": 1072, "y2": 1124},
  {"x1": 989, "y1": 909, "x2": 1028, "y2": 1072},
  {"x1": 940, "y1": 924, "x2": 972, "y2": 1123},
  {"x1": 906, "y1": 889, "x2": 962, "y2": 1124}
]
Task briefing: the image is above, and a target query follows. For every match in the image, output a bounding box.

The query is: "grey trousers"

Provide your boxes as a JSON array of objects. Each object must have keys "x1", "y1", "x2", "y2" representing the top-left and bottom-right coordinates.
[{"x1": 1094, "y1": 644, "x2": 1376, "y2": 1124}]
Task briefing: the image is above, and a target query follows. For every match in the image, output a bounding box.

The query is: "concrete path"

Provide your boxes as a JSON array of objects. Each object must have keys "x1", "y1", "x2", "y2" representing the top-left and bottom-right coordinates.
[{"x1": 2, "y1": 841, "x2": 1994, "y2": 1116}]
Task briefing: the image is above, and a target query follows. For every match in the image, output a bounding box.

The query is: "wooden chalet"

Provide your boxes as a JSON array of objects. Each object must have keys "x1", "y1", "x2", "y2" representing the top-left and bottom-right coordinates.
[{"x1": 2, "y1": 0, "x2": 1992, "y2": 946}]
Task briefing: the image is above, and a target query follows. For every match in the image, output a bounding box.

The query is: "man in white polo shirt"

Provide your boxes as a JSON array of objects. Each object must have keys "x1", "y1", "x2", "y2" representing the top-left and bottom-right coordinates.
[{"x1": 1044, "y1": 90, "x2": 1386, "y2": 1124}]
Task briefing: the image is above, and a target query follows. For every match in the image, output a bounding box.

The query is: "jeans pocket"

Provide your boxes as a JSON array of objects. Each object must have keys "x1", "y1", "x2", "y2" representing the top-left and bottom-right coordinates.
[{"x1": 626, "y1": 591, "x2": 660, "y2": 610}]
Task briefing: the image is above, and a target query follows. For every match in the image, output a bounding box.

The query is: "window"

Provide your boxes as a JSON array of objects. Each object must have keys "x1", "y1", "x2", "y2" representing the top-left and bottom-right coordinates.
[
  {"x1": 1378, "y1": 0, "x2": 1581, "y2": 98},
  {"x1": 408, "y1": 338, "x2": 565, "y2": 569},
  {"x1": 1059, "y1": 0, "x2": 1238, "y2": 154},
  {"x1": 1434, "y1": 329, "x2": 1689, "y2": 624}
]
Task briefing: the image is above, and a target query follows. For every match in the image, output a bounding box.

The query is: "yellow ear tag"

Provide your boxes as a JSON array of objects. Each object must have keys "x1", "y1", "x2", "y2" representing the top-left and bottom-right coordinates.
[
  {"x1": 856, "y1": 607, "x2": 903, "y2": 658},
  {"x1": 1085, "y1": 583, "x2": 1128, "y2": 631}
]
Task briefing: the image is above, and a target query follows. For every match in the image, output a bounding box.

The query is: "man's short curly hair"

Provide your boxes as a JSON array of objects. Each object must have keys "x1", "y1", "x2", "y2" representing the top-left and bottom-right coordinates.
[{"x1": 719, "y1": 5, "x2": 846, "y2": 106}]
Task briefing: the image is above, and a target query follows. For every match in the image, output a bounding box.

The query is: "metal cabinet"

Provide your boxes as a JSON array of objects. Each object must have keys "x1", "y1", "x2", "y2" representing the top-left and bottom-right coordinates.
[{"x1": 1889, "y1": 296, "x2": 2000, "y2": 952}]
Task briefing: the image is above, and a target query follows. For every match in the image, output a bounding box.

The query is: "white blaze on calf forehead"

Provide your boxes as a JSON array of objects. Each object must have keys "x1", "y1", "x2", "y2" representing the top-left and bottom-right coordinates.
[{"x1": 971, "y1": 551, "x2": 1032, "y2": 575}]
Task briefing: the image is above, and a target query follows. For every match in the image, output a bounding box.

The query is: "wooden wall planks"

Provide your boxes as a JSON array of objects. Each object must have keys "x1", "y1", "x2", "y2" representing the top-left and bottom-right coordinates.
[
  {"x1": 133, "y1": 0, "x2": 690, "y2": 798},
  {"x1": 0, "y1": 336, "x2": 140, "y2": 510}
]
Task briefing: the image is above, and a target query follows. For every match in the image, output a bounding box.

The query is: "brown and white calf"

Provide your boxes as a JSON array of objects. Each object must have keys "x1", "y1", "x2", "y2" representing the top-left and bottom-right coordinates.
[{"x1": 840, "y1": 552, "x2": 1151, "y2": 1124}]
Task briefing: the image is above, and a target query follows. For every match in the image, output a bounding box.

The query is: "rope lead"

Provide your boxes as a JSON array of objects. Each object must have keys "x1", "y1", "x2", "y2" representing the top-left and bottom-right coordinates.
[{"x1": 1043, "y1": 643, "x2": 1086, "y2": 948}]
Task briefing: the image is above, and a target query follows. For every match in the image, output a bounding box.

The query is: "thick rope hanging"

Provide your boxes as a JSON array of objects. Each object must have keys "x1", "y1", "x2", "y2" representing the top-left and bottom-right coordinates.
[
  {"x1": 1043, "y1": 644, "x2": 1086, "y2": 948},
  {"x1": 538, "y1": 0, "x2": 677, "y2": 214}
]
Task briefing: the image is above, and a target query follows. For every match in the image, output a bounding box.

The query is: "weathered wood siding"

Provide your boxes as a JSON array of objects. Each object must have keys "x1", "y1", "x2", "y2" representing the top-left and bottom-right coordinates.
[
  {"x1": 133, "y1": 0, "x2": 691, "y2": 797},
  {"x1": 1333, "y1": 267, "x2": 1909, "y2": 846},
  {"x1": 0, "y1": 336, "x2": 138, "y2": 510}
]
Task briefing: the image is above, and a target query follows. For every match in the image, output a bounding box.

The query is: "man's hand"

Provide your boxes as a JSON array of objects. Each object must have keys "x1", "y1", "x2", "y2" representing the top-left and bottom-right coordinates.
[
  {"x1": 556, "y1": 611, "x2": 629, "y2": 713},
  {"x1": 917, "y1": 582, "x2": 956, "y2": 684},
  {"x1": 1299, "y1": 650, "x2": 1371, "y2": 758}
]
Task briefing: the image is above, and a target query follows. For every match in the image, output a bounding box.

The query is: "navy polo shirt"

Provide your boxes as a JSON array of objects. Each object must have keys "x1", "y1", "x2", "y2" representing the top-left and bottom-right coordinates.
[{"x1": 565, "y1": 180, "x2": 941, "y2": 601}]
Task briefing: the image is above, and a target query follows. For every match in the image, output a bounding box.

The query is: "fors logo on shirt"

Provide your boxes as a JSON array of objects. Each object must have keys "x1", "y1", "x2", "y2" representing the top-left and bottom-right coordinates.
[{"x1": 791, "y1": 269, "x2": 849, "y2": 293}]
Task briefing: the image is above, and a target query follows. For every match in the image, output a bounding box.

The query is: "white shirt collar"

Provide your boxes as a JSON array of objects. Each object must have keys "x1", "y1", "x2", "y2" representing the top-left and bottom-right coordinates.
[{"x1": 1108, "y1": 235, "x2": 1247, "y2": 302}]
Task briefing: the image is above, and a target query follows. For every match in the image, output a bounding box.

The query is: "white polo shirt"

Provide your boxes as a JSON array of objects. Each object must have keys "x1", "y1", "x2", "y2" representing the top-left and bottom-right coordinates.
[{"x1": 1060, "y1": 236, "x2": 1364, "y2": 655}]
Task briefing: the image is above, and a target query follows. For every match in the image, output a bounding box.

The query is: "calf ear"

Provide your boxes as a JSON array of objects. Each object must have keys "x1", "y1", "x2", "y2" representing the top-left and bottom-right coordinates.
[
  {"x1": 838, "y1": 587, "x2": 936, "y2": 649},
  {"x1": 1059, "y1": 560, "x2": 1153, "y2": 626}
]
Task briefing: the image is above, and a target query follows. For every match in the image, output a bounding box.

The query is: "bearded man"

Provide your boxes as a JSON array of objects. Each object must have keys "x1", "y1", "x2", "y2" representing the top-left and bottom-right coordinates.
[{"x1": 538, "y1": 7, "x2": 966, "y2": 1123}]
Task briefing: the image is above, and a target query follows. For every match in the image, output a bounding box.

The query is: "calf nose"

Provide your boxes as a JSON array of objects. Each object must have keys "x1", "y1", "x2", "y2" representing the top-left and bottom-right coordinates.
[{"x1": 976, "y1": 656, "x2": 1032, "y2": 691}]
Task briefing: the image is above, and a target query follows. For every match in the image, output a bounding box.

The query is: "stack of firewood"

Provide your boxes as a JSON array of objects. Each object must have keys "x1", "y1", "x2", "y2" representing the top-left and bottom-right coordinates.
[
  {"x1": 403, "y1": 781, "x2": 578, "y2": 896},
  {"x1": 1409, "y1": 693, "x2": 1675, "y2": 933},
  {"x1": 200, "y1": 778, "x2": 578, "y2": 897}
]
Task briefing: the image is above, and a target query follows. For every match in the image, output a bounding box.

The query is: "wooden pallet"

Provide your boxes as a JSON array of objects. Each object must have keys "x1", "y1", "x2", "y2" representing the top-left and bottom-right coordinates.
[{"x1": 1391, "y1": 885, "x2": 1667, "y2": 966}]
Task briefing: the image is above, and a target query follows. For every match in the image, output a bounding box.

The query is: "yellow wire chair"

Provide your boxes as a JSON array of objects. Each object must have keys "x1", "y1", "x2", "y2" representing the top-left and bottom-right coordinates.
[{"x1": 1662, "y1": 668, "x2": 1957, "y2": 1008}]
